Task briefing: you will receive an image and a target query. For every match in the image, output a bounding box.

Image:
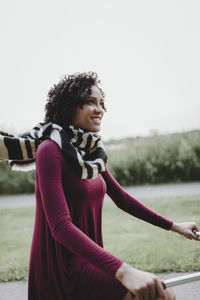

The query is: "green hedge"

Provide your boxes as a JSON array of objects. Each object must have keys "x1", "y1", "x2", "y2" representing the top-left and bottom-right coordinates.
[
  {"x1": 0, "y1": 161, "x2": 35, "y2": 195},
  {"x1": 106, "y1": 130, "x2": 200, "y2": 186},
  {"x1": 0, "y1": 130, "x2": 200, "y2": 194}
]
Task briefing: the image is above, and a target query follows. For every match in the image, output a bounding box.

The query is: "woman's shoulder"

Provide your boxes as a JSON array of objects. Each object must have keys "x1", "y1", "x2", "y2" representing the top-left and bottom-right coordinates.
[
  {"x1": 36, "y1": 139, "x2": 73, "y2": 172},
  {"x1": 36, "y1": 139, "x2": 63, "y2": 159}
]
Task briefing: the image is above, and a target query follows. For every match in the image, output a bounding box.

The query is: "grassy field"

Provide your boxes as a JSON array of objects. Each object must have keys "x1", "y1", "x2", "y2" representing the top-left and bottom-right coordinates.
[
  {"x1": 103, "y1": 195, "x2": 200, "y2": 273},
  {"x1": 0, "y1": 194, "x2": 200, "y2": 282}
]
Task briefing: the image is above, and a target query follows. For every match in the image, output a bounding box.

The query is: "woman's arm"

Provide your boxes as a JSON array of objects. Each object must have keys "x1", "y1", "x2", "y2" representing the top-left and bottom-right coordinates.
[
  {"x1": 102, "y1": 168, "x2": 200, "y2": 241},
  {"x1": 101, "y1": 168, "x2": 173, "y2": 230},
  {"x1": 36, "y1": 141, "x2": 123, "y2": 277}
]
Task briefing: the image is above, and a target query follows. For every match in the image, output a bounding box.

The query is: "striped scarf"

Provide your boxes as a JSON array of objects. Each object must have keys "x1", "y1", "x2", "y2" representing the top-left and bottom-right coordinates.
[{"x1": 0, "y1": 122, "x2": 107, "y2": 179}]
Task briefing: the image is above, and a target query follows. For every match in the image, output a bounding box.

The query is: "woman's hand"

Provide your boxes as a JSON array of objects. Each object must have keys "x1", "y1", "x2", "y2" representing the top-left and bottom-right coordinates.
[
  {"x1": 115, "y1": 262, "x2": 173, "y2": 300},
  {"x1": 157, "y1": 288, "x2": 176, "y2": 300},
  {"x1": 170, "y1": 222, "x2": 200, "y2": 240}
]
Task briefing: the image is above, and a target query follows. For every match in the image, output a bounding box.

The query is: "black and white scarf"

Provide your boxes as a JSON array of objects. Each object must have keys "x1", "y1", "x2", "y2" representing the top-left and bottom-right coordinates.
[{"x1": 0, "y1": 122, "x2": 107, "y2": 179}]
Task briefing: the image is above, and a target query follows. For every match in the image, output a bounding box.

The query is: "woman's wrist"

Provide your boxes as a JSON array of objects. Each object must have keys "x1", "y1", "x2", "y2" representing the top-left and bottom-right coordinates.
[
  {"x1": 170, "y1": 222, "x2": 178, "y2": 232},
  {"x1": 115, "y1": 262, "x2": 132, "y2": 281}
]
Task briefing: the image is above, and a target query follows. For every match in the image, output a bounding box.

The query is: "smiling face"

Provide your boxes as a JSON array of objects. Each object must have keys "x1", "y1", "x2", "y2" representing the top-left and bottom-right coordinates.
[{"x1": 72, "y1": 85, "x2": 105, "y2": 132}]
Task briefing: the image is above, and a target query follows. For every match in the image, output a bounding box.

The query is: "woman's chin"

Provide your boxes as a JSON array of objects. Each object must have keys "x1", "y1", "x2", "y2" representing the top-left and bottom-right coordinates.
[
  {"x1": 86, "y1": 124, "x2": 101, "y2": 132},
  {"x1": 78, "y1": 126, "x2": 101, "y2": 133},
  {"x1": 91, "y1": 126, "x2": 101, "y2": 133}
]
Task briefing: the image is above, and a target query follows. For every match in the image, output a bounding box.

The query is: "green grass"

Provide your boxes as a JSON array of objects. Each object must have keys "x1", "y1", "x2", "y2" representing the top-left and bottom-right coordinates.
[
  {"x1": 103, "y1": 195, "x2": 200, "y2": 273},
  {"x1": 0, "y1": 195, "x2": 200, "y2": 282},
  {"x1": 0, "y1": 206, "x2": 35, "y2": 282}
]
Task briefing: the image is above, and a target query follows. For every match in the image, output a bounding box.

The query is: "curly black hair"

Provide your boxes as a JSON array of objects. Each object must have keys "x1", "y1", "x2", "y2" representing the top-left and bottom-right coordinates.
[
  {"x1": 44, "y1": 71, "x2": 106, "y2": 128},
  {"x1": 0, "y1": 72, "x2": 106, "y2": 137}
]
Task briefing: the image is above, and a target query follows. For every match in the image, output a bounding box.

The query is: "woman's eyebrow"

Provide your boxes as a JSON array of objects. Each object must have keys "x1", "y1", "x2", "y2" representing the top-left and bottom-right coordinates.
[{"x1": 88, "y1": 96, "x2": 104, "y2": 101}]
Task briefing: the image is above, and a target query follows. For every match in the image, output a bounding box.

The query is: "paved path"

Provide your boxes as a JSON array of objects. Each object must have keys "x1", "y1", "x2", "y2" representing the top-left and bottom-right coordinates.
[
  {"x1": 0, "y1": 194, "x2": 35, "y2": 209},
  {"x1": 125, "y1": 181, "x2": 200, "y2": 200},
  {"x1": 0, "y1": 182, "x2": 200, "y2": 209},
  {"x1": 0, "y1": 273, "x2": 199, "y2": 300}
]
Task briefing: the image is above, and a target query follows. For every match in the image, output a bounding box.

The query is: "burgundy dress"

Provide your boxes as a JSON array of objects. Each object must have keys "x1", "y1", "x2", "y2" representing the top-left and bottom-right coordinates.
[{"x1": 28, "y1": 140, "x2": 173, "y2": 300}]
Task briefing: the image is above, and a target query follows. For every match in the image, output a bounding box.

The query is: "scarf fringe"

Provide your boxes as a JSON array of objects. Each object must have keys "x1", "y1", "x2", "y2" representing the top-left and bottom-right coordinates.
[{"x1": 11, "y1": 162, "x2": 36, "y2": 172}]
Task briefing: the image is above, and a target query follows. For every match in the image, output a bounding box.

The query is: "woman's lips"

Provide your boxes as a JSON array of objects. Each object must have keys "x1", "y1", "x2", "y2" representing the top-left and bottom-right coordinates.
[{"x1": 91, "y1": 117, "x2": 101, "y2": 123}]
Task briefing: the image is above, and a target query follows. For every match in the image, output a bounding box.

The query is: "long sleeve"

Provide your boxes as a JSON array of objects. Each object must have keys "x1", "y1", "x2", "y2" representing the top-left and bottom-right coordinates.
[
  {"x1": 101, "y1": 168, "x2": 173, "y2": 230},
  {"x1": 36, "y1": 141, "x2": 123, "y2": 277}
]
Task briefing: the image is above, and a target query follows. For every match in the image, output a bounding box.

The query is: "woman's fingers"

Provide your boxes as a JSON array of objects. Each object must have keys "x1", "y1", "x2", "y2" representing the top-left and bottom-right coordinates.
[
  {"x1": 186, "y1": 224, "x2": 200, "y2": 240},
  {"x1": 148, "y1": 281, "x2": 157, "y2": 300},
  {"x1": 133, "y1": 279, "x2": 164, "y2": 300},
  {"x1": 185, "y1": 230, "x2": 198, "y2": 240},
  {"x1": 164, "y1": 288, "x2": 176, "y2": 300},
  {"x1": 157, "y1": 288, "x2": 176, "y2": 300},
  {"x1": 155, "y1": 279, "x2": 166, "y2": 299},
  {"x1": 193, "y1": 230, "x2": 200, "y2": 240},
  {"x1": 134, "y1": 288, "x2": 149, "y2": 300}
]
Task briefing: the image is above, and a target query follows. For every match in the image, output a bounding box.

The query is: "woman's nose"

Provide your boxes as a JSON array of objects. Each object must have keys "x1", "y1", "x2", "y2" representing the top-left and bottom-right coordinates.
[{"x1": 94, "y1": 105, "x2": 104, "y2": 114}]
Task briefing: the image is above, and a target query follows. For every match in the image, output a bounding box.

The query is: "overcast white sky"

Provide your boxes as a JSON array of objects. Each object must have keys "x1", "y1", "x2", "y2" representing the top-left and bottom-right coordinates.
[{"x1": 0, "y1": 0, "x2": 200, "y2": 141}]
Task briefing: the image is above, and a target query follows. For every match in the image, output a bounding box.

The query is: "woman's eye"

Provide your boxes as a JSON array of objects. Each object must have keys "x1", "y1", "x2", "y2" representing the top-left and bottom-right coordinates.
[
  {"x1": 86, "y1": 99, "x2": 104, "y2": 109},
  {"x1": 87, "y1": 100, "x2": 94, "y2": 104}
]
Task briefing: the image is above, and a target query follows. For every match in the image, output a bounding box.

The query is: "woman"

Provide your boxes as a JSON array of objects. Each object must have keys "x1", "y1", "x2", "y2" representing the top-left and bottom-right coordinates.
[{"x1": 0, "y1": 72, "x2": 199, "y2": 300}]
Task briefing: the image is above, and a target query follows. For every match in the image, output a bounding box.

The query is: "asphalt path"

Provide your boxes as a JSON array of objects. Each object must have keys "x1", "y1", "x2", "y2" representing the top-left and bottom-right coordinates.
[
  {"x1": 0, "y1": 181, "x2": 200, "y2": 209},
  {"x1": 0, "y1": 272, "x2": 200, "y2": 300}
]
